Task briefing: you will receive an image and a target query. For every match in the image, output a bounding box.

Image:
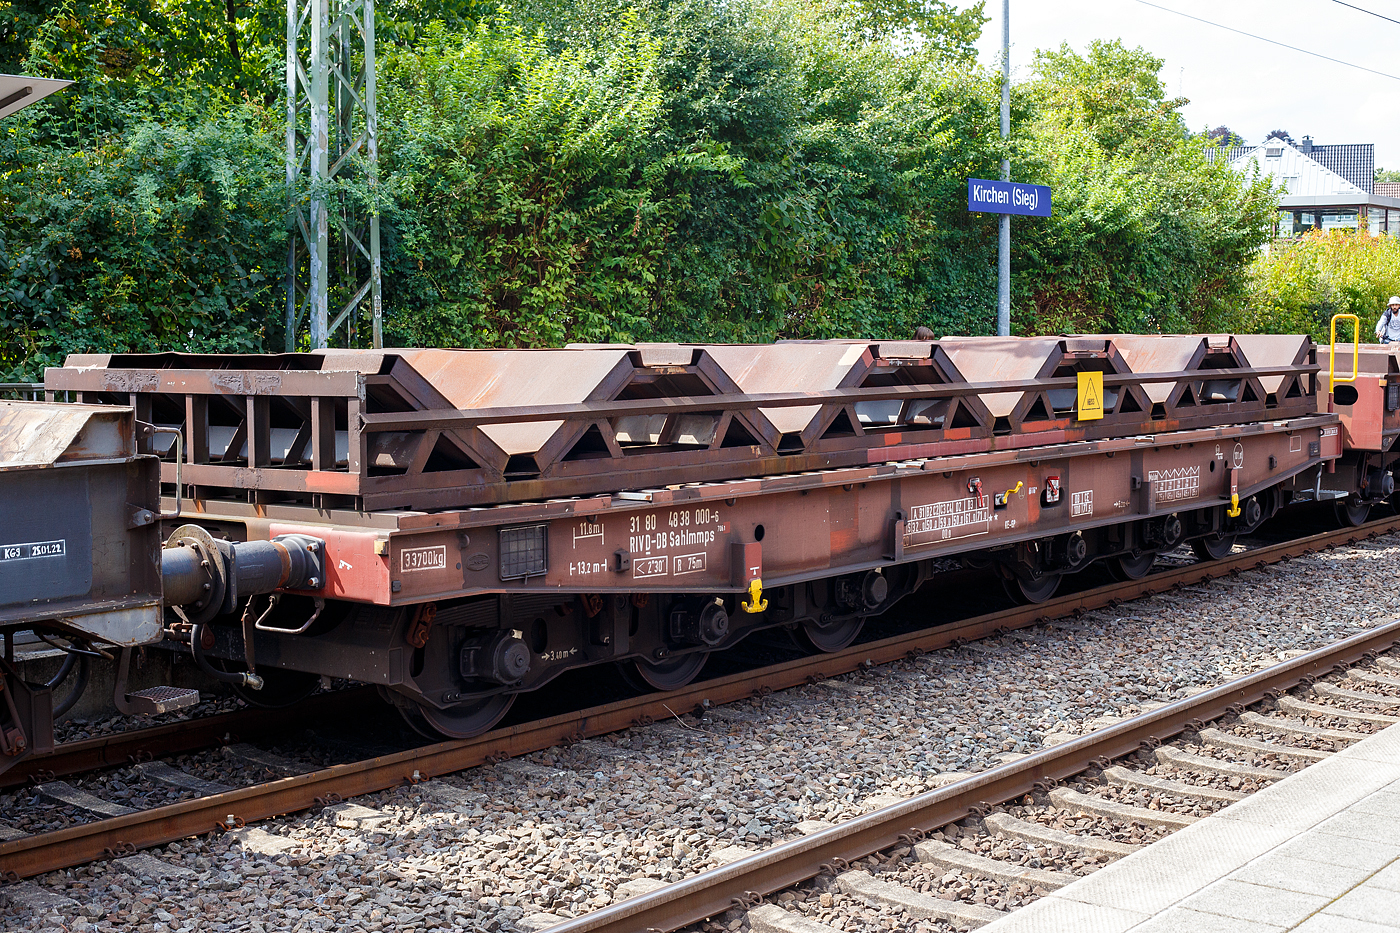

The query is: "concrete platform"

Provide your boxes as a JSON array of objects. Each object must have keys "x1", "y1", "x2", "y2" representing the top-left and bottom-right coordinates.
[{"x1": 979, "y1": 721, "x2": 1400, "y2": 932}]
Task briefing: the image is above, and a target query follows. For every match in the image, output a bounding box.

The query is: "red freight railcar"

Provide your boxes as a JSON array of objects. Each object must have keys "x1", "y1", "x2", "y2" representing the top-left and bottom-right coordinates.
[{"x1": 19, "y1": 334, "x2": 1356, "y2": 739}]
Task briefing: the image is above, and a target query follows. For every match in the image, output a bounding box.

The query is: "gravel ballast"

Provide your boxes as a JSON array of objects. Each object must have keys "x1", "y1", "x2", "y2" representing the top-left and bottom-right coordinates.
[{"x1": 5, "y1": 534, "x2": 1400, "y2": 933}]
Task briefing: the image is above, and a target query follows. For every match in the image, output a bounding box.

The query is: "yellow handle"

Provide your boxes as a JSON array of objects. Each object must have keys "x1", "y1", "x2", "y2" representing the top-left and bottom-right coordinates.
[
  {"x1": 1227, "y1": 492, "x2": 1241, "y2": 519},
  {"x1": 1330, "y1": 313, "x2": 1360, "y2": 394},
  {"x1": 994, "y1": 481, "x2": 1024, "y2": 508},
  {"x1": 740, "y1": 578, "x2": 767, "y2": 614}
]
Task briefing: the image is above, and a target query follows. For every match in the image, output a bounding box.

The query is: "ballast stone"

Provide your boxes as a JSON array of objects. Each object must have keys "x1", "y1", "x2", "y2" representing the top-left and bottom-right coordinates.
[{"x1": 614, "y1": 877, "x2": 668, "y2": 900}]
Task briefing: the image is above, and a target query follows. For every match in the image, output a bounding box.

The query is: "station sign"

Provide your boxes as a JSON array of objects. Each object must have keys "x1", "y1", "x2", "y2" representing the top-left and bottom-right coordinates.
[{"x1": 967, "y1": 178, "x2": 1052, "y2": 218}]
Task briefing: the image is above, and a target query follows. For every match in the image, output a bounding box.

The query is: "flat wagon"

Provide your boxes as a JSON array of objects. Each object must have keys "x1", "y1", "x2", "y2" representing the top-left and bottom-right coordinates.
[{"x1": 12, "y1": 333, "x2": 1358, "y2": 742}]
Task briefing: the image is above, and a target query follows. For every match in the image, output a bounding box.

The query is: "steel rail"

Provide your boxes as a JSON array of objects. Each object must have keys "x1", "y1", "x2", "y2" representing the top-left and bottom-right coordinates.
[
  {"x1": 0, "y1": 688, "x2": 378, "y2": 791},
  {"x1": 358, "y1": 364, "x2": 1318, "y2": 432},
  {"x1": 1, "y1": 515, "x2": 1396, "y2": 882},
  {"x1": 549, "y1": 607, "x2": 1400, "y2": 933}
]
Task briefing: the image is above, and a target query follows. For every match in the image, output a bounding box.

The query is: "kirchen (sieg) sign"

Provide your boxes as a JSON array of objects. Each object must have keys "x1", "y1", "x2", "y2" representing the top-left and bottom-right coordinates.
[{"x1": 967, "y1": 178, "x2": 1052, "y2": 218}]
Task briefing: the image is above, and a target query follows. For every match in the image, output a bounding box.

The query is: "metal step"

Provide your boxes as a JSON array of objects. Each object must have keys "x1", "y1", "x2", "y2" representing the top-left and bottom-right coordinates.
[{"x1": 124, "y1": 686, "x2": 200, "y2": 715}]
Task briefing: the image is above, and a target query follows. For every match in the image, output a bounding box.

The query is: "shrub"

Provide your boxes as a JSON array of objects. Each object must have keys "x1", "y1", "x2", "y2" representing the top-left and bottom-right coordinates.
[
  {"x1": 1237, "y1": 230, "x2": 1400, "y2": 343},
  {"x1": 0, "y1": 107, "x2": 287, "y2": 378}
]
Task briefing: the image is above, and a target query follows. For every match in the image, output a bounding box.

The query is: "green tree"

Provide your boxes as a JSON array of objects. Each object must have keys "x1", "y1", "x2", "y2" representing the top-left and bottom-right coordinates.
[
  {"x1": 1208, "y1": 125, "x2": 1243, "y2": 148},
  {"x1": 1030, "y1": 40, "x2": 1189, "y2": 154},
  {"x1": 1013, "y1": 39, "x2": 1278, "y2": 334},
  {"x1": 375, "y1": 15, "x2": 673, "y2": 347},
  {"x1": 843, "y1": 0, "x2": 986, "y2": 55},
  {"x1": 0, "y1": 0, "x2": 1283, "y2": 374},
  {"x1": 0, "y1": 107, "x2": 289, "y2": 377}
]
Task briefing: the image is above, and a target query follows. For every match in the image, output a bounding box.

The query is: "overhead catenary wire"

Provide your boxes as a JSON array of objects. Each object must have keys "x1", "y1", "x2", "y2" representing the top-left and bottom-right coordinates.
[
  {"x1": 1133, "y1": 0, "x2": 1400, "y2": 82},
  {"x1": 1327, "y1": 0, "x2": 1400, "y2": 28}
]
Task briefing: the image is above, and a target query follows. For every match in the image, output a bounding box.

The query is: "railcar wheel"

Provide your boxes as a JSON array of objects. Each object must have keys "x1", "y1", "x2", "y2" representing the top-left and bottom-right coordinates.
[
  {"x1": 1001, "y1": 572, "x2": 1062, "y2": 604},
  {"x1": 622, "y1": 652, "x2": 710, "y2": 692},
  {"x1": 398, "y1": 693, "x2": 515, "y2": 740},
  {"x1": 1334, "y1": 500, "x2": 1371, "y2": 527},
  {"x1": 1107, "y1": 551, "x2": 1157, "y2": 581},
  {"x1": 796, "y1": 616, "x2": 866, "y2": 653},
  {"x1": 1190, "y1": 534, "x2": 1237, "y2": 561}
]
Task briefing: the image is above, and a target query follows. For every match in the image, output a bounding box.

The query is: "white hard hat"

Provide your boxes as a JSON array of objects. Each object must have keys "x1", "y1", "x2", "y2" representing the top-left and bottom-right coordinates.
[{"x1": 1390, "y1": 296, "x2": 1400, "y2": 305}]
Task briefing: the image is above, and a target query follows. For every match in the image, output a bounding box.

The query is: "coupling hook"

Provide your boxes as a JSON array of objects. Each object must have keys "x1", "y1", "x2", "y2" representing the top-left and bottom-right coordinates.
[{"x1": 740, "y1": 578, "x2": 768, "y2": 614}]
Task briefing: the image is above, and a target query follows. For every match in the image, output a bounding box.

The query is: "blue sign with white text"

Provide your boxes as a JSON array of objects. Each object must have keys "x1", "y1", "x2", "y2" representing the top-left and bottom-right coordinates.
[{"x1": 967, "y1": 178, "x2": 1052, "y2": 218}]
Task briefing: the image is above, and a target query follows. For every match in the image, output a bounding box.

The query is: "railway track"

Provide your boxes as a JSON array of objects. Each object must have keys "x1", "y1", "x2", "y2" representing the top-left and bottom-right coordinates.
[
  {"x1": 550, "y1": 602, "x2": 1400, "y2": 933},
  {"x1": 2, "y1": 514, "x2": 1399, "y2": 892},
  {"x1": 0, "y1": 688, "x2": 380, "y2": 791}
]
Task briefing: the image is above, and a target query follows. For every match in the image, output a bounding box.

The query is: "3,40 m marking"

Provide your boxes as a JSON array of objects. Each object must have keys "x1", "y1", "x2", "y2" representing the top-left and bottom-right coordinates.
[{"x1": 0, "y1": 539, "x2": 66, "y2": 562}]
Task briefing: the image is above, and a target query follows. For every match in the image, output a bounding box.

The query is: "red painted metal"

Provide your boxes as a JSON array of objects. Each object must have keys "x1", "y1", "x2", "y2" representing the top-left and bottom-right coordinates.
[
  {"x1": 44, "y1": 338, "x2": 1325, "y2": 516},
  {"x1": 37, "y1": 336, "x2": 1342, "y2": 611}
]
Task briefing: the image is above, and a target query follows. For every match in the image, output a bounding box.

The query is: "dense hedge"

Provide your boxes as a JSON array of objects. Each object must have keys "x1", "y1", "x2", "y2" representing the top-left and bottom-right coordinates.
[
  {"x1": 0, "y1": 1, "x2": 1278, "y2": 378},
  {"x1": 1234, "y1": 231, "x2": 1400, "y2": 343},
  {"x1": 0, "y1": 111, "x2": 288, "y2": 373},
  {"x1": 1014, "y1": 41, "x2": 1278, "y2": 336}
]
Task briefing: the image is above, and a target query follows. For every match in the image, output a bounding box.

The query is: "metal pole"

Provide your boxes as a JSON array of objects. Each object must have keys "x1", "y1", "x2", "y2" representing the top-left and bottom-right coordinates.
[
  {"x1": 997, "y1": 0, "x2": 1011, "y2": 337},
  {"x1": 286, "y1": 0, "x2": 380, "y2": 352},
  {"x1": 366, "y1": 0, "x2": 382, "y2": 349},
  {"x1": 309, "y1": 0, "x2": 330, "y2": 349},
  {"x1": 285, "y1": 0, "x2": 299, "y2": 352},
  {"x1": 338, "y1": 7, "x2": 352, "y2": 344}
]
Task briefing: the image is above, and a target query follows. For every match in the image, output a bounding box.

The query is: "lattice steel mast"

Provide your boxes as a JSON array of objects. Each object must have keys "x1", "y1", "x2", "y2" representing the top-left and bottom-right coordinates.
[{"x1": 285, "y1": 0, "x2": 382, "y2": 350}]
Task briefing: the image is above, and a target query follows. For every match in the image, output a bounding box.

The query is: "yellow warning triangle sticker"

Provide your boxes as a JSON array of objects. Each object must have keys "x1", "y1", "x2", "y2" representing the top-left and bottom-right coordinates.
[{"x1": 1077, "y1": 371, "x2": 1104, "y2": 421}]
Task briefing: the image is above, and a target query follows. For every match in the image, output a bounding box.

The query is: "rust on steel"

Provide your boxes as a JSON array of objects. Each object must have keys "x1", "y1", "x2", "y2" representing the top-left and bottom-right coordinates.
[
  {"x1": 36, "y1": 336, "x2": 1340, "y2": 640},
  {"x1": 354, "y1": 364, "x2": 1317, "y2": 432},
  {"x1": 44, "y1": 336, "x2": 1324, "y2": 513},
  {"x1": 1, "y1": 515, "x2": 1394, "y2": 881}
]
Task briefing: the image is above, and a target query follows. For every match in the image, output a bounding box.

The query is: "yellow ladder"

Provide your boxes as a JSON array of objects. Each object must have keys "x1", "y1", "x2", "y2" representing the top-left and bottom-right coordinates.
[{"x1": 1329, "y1": 313, "x2": 1360, "y2": 399}]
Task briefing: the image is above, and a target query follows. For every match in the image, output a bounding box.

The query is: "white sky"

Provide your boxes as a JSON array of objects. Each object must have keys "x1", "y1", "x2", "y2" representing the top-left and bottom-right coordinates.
[{"x1": 954, "y1": 0, "x2": 1400, "y2": 170}]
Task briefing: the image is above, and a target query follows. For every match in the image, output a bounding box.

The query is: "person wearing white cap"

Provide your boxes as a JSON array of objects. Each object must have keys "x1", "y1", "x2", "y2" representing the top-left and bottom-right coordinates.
[{"x1": 1377, "y1": 297, "x2": 1400, "y2": 344}]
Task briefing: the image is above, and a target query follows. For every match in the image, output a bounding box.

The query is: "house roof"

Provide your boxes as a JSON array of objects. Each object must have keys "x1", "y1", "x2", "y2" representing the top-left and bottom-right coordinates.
[
  {"x1": 1210, "y1": 139, "x2": 1375, "y2": 194},
  {"x1": 1309, "y1": 144, "x2": 1373, "y2": 194},
  {"x1": 1225, "y1": 141, "x2": 1367, "y2": 200}
]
